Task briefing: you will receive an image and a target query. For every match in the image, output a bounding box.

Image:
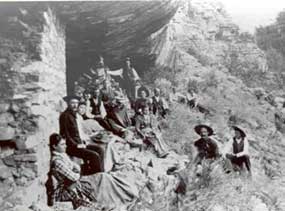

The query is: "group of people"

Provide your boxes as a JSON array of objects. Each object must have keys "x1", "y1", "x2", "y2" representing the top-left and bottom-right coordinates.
[
  {"x1": 46, "y1": 56, "x2": 172, "y2": 209},
  {"x1": 46, "y1": 55, "x2": 252, "y2": 210},
  {"x1": 193, "y1": 124, "x2": 251, "y2": 177}
]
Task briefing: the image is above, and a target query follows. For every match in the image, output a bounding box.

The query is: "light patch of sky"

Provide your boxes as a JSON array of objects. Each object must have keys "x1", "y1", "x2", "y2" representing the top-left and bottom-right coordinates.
[{"x1": 216, "y1": 0, "x2": 285, "y2": 33}]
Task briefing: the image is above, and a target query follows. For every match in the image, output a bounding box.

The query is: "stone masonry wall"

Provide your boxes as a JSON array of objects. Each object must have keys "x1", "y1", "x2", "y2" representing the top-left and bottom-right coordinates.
[{"x1": 0, "y1": 8, "x2": 66, "y2": 210}]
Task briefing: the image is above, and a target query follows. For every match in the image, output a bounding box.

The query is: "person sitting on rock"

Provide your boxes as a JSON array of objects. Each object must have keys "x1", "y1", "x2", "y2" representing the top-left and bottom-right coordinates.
[
  {"x1": 151, "y1": 88, "x2": 169, "y2": 119},
  {"x1": 77, "y1": 101, "x2": 90, "y2": 120},
  {"x1": 134, "y1": 86, "x2": 151, "y2": 115},
  {"x1": 193, "y1": 125, "x2": 220, "y2": 175},
  {"x1": 102, "y1": 92, "x2": 132, "y2": 137},
  {"x1": 223, "y1": 126, "x2": 251, "y2": 176},
  {"x1": 59, "y1": 95, "x2": 104, "y2": 174},
  {"x1": 89, "y1": 55, "x2": 111, "y2": 86},
  {"x1": 186, "y1": 88, "x2": 198, "y2": 109},
  {"x1": 135, "y1": 104, "x2": 169, "y2": 158},
  {"x1": 47, "y1": 133, "x2": 96, "y2": 209},
  {"x1": 77, "y1": 100, "x2": 126, "y2": 173},
  {"x1": 87, "y1": 85, "x2": 110, "y2": 127}
]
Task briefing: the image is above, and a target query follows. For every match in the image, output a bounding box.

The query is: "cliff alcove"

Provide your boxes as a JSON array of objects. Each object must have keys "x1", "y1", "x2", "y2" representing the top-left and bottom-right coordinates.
[{"x1": 1, "y1": 1, "x2": 285, "y2": 211}]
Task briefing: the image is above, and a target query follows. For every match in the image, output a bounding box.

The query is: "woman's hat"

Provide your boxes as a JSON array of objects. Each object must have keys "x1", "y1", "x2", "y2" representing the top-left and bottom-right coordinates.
[
  {"x1": 194, "y1": 124, "x2": 214, "y2": 136},
  {"x1": 137, "y1": 86, "x2": 150, "y2": 97},
  {"x1": 232, "y1": 126, "x2": 246, "y2": 138}
]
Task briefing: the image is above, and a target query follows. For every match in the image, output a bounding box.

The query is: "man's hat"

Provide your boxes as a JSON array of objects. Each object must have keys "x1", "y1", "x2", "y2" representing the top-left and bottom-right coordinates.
[
  {"x1": 194, "y1": 124, "x2": 214, "y2": 136},
  {"x1": 62, "y1": 95, "x2": 81, "y2": 102},
  {"x1": 125, "y1": 57, "x2": 131, "y2": 61},
  {"x1": 90, "y1": 83, "x2": 100, "y2": 91},
  {"x1": 137, "y1": 86, "x2": 150, "y2": 97},
  {"x1": 232, "y1": 126, "x2": 246, "y2": 138},
  {"x1": 83, "y1": 88, "x2": 91, "y2": 94}
]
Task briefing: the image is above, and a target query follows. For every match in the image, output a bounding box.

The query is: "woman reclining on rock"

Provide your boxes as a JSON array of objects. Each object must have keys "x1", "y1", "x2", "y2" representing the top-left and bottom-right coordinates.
[{"x1": 47, "y1": 133, "x2": 146, "y2": 210}]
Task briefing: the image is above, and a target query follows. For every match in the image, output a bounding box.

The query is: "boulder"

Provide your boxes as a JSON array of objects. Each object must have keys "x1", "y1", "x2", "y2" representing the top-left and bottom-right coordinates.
[
  {"x1": 0, "y1": 126, "x2": 15, "y2": 140},
  {"x1": 3, "y1": 155, "x2": 17, "y2": 167},
  {"x1": 13, "y1": 154, "x2": 37, "y2": 162},
  {"x1": 0, "y1": 103, "x2": 9, "y2": 113},
  {"x1": 0, "y1": 113, "x2": 15, "y2": 125},
  {"x1": 21, "y1": 167, "x2": 37, "y2": 179},
  {"x1": 25, "y1": 134, "x2": 39, "y2": 149},
  {"x1": 0, "y1": 160, "x2": 13, "y2": 180},
  {"x1": 14, "y1": 136, "x2": 28, "y2": 150},
  {"x1": 9, "y1": 103, "x2": 20, "y2": 114}
]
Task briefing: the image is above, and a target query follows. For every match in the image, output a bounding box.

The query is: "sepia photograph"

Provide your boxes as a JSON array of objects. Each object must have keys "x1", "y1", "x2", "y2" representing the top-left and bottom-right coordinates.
[{"x1": 0, "y1": 0, "x2": 285, "y2": 210}]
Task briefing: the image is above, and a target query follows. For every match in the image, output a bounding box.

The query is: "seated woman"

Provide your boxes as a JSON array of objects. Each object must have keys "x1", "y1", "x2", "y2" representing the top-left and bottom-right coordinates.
[
  {"x1": 103, "y1": 92, "x2": 132, "y2": 137},
  {"x1": 134, "y1": 86, "x2": 151, "y2": 114},
  {"x1": 47, "y1": 133, "x2": 96, "y2": 209},
  {"x1": 135, "y1": 104, "x2": 169, "y2": 158},
  {"x1": 47, "y1": 133, "x2": 146, "y2": 210}
]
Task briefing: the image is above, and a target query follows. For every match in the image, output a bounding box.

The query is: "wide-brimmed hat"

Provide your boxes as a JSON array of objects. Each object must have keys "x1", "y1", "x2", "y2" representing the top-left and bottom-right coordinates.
[
  {"x1": 232, "y1": 126, "x2": 246, "y2": 138},
  {"x1": 194, "y1": 124, "x2": 214, "y2": 136},
  {"x1": 137, "y1": 86, "x2": 150, "y2": 97},
  {"x1": 62, "y1": 95, "x2": 81, "y2": 103}
]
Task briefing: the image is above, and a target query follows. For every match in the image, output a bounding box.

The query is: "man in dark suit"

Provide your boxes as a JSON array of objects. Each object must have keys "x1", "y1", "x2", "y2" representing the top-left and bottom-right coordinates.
[
  {"x1": 59, "y1": 95, "x2": 104, "y2": 175},
  {"x1": 151, "y1": 88, "x2": 169, "y2": 118},
  {"x1": 193, "y1": 125, "x2": 220, "y2": 176}
]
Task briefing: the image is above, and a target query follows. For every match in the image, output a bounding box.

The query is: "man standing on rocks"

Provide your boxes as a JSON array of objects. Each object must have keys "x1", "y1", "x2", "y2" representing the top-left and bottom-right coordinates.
[
  {"x1": 193, "y1": 125, "x2": 220, "y2": 176},
  {"x1": 59, "y1": 95, "x2": 104, "y2": 174},
  {"x1": 223, "y1": 126, "x2": 251, "y2": 176},
  {"x1": 121, "y1": 57, "x2": 140, "y2": 102}
]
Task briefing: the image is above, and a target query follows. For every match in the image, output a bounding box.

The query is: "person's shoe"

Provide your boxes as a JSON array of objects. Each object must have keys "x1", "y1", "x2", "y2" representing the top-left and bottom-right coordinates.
[{"x1": 225, "y1": 169, "x2": 231, "y2": 174}]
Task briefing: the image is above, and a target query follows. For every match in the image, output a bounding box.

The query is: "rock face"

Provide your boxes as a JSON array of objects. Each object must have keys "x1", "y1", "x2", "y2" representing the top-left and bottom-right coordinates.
[
  {"x1": 55, "y1": 0, "x2": 179, "y2": 93},
  {"x1": 1, "y1": 1, "x2": 285, "y2": 211},
  {"x1": 0, "y1": 6, "x2": 66, "y2": 210},
  {"x1": 146, "y1": 1, "x2": 285, "y2": 210}
]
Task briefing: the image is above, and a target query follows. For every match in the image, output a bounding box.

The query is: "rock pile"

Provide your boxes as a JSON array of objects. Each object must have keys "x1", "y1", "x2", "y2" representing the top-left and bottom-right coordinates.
[{"x1": 0, "y1": 7, "x2": 66, "y2": 210}]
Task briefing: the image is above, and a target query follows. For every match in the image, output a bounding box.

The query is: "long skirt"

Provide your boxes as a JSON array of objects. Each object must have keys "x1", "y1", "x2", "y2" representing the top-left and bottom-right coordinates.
[
  {"x1": 82, "y1": 166, "x2": 146, "y2": 210},
  {"x1": 142, "y1": 128, "x2": 169, "y2": 157},
  {"x1": 53, "y1": 180, "x2": 96, "y2": 209}
]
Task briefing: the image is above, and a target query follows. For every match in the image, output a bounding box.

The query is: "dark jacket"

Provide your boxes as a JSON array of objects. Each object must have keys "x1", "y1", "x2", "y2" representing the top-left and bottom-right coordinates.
[
  {"x1": 194, "y1": 138, "x2": 219, "y2": 160},
  {"x1": 90, "y1": 96, "x2": 102, "y2": 116},
  {"x1": 233, "y1": 138, "x2": 244, "y2": 154},
  {"x1": 152, "y1": 96, "x2": 167, "y2": 118},
  {"x1": 59, "y1": 108, "x2": 82, "y2": 150},
  {"x1": 134, "y1": 98, "x2": 150, "y2": 114}
]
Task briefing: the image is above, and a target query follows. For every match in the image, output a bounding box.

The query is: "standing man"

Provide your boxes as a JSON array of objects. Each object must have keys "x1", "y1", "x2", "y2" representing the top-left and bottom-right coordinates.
[
  {"x1": 193, "y1": 124, "x2": 220, "y2": 176},
  {"x1": 121, "y1": 57, "x2": 141, "y2": 102},
  {"x1": 224, "y1": 126, "x2": 251, "y2": 176},
  {"x1": 151, "y1": 88, "x2": 169, "y2": 119},
  {"x1": 59, "y1": 95, "x2": 104, "y2": 174}
]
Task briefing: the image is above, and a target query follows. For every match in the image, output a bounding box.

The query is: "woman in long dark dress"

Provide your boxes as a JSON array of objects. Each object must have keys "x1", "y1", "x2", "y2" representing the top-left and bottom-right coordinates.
[{"x1": 135, "y1": 105, "x2": 169, "y2": 158}]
